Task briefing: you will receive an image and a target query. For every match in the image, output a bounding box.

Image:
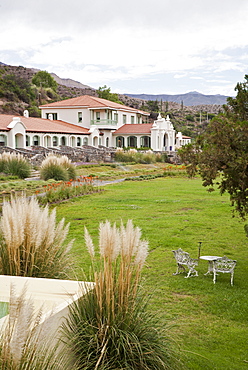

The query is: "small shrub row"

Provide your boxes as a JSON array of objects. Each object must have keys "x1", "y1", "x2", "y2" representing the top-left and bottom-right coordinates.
[
  {"x1": 115, "y1": 149, "x2": 168, "y2": 164},
  {"x1": 125, "y1": 167, "x2": 188, "y2": 181},
  {"x1": 125, "y1": 174, "x2": 165, "y2": 181}
]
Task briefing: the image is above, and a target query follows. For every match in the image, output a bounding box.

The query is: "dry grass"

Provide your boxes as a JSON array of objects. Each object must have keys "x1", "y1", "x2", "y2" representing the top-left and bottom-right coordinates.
[
  {"x1": 0, "y1": 196, "x2": 73, "y2": 278},
  {"x1": 0, "y1": 152, "x2": 31, "y2": 179},
  {"x1": 86, "y1": 220, "x2": 149, "y2": 322},
  {"x1": 40, "y1": 154, "x2": 76, "y2": 181},
  {"x1": 0, "y1": 285, "x2": 65, "y2": 369},
  {"x1": 40, "y1": 154, "x2": 72, "y2": 169},
  {"x1": 61, "y1": 220, "x2": 177, "y2": 369}
]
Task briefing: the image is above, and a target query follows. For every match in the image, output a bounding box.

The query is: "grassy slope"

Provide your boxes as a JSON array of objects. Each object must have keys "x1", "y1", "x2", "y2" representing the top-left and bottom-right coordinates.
[{"x1": 54, "y1": 176, "x2": 247, "y2": 369}]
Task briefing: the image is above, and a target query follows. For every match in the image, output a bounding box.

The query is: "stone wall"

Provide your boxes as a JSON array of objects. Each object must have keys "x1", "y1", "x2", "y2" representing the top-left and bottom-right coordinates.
[{"x1": 0, "y1": 145, "x2": 116, "y2": 167}]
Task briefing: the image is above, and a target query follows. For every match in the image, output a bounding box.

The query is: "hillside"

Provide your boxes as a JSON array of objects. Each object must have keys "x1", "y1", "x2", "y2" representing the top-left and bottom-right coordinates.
[
  {"x1": 0, "y1": 64, "x2": 97, "y2": 116},
  {"x1": 0, "y1": 63, "x2": 225, "y2": 137}
]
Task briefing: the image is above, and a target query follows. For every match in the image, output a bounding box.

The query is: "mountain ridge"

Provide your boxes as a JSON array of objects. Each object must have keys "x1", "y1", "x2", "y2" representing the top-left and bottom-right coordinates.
[
  {"x1": 0, "y1": 61, "x2": 230, "y2": 106},
  {"x1": 124, "y1": 92, "x2": 230, "y2": 106}
]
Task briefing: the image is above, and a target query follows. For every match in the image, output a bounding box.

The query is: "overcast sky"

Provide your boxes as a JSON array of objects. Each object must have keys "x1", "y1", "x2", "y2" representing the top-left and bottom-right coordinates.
[{"x1": 0, "y1": 0, "x2": 248, "y2": 96}]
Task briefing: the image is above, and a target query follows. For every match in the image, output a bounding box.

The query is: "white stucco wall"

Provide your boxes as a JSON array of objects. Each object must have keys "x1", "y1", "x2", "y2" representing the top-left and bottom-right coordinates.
[
  {"x1": 41, "y1": 108, "x2": 91, "y2": 128},
  {"x1": 7, "y1": 118, "x2": 26, "y2": 149},
  {"x1": 41, "y1": 106, "x2": 148, "y2": 131},
  {"x1": 151, "y1": 115, "x2": 176, "y2": 151}
]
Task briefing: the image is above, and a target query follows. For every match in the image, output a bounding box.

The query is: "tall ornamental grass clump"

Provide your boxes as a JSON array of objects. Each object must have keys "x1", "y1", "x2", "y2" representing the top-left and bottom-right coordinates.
[
  {"x1": 0, "y1": 152, "x2": 31, "y2": 179},
  {"x1": 0, "y1": 196, "x2": 73, "y2": 278},
  {"x1": 0, "y1": 286, "x2": 64, "y2": 370},
  {"x1": 40, "y1": 154, "x2": 76, "y2": 181},
  {"x1": 61, "y1": 220, "x2": 177, "y2": 370}
]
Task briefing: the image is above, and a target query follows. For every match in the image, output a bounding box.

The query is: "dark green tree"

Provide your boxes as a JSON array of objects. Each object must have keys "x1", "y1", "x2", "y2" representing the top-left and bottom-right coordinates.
[
  {"x1": 224, "y1": 74, "x2": 248, "y2": 120},
  {"x1": 146, "y1": 100, "x2": 159, "y2": 112},
  {"x1": 178, "y1": 75, "x2": 248, "y2": 219},
  {"x1": 32, "y1": 71, "x2": 58, "y2": 92},
  {"x1": 96, "y1": 85, "x2": 123, "y2": 104}
]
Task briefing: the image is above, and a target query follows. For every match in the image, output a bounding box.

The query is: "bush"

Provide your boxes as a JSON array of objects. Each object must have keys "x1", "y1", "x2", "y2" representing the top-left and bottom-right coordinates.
[
  {"x1": 28, "y1": 104, "x2": 41, "y2": 117},
  {"x1": 61, "y1": 220, "x2": 177, "y2": 369},
  {"x1": 156, "y1": 153, "x2": 169, "y2": 163},
  {"x1": 115, "y1": 149, "x2": 161, "y2": 164},
  {"x1": 40, "y1": 154, "x2": 76, "y2": 181},
  {"x1": 67, "y1": 165, "x2": 77, "y2": 180},
  {"x1": 0, "y1": 152, "x2": 31, "y2": 178},
  {"x1": 40, "y1": 163, "x2": 69, "y2": 181},
  {"x1": 0, "y1": 196, "x2": 73, "y2": 278}
]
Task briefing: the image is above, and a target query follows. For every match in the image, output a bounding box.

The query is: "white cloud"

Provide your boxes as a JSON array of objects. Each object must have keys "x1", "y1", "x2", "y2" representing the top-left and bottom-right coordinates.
[{"x1": 0, "y1": 0, "x2": 248, "y2": 94}]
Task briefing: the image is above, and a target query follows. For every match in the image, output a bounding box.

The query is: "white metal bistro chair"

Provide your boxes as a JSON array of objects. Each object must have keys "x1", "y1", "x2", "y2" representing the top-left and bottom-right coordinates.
[
  {"x1": 212, "y1": 256, "x2": 237, "y2": 285},
  {"x1": 172, "y1": 248, "x2": 198, "y2": 278}
]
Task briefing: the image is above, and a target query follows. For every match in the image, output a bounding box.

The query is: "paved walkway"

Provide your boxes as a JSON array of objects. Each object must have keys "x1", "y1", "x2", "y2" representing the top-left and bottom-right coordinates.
[{"x1": 93, "y1": 178, "x2": 126, "y2": 186}]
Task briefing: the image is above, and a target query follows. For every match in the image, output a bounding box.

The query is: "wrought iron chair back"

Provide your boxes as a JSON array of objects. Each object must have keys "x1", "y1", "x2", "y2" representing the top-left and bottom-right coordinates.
[
  {"x1": 212, "y1": 256, "x2": 237, "y2": 285},
  {"x1": 172, "y1": 248, "x2": 198, "y2": 278}
]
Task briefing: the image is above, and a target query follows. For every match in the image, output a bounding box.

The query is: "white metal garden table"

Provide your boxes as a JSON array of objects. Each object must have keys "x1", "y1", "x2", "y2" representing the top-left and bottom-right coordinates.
[{"x1": 199, "y1": 255, "x2": 221, "y2": 275}]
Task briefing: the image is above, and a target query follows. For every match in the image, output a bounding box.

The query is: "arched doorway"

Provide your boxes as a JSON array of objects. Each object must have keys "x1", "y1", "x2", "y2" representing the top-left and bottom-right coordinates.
[
  {"x1": 53, "y1": 136, "x2": 58, "y2": 146},
  {"x1": 93, "y1": 136, "x2": 98, "y2": 147},
  {"x1": 15, "y1": 133, "x2": 25, "y2": 148},
  {"x1": 116, "y1": 136, "x2": 124, "y2": 148},
  {"x1": 26, "y1": 135, "x2": 30, "y2": 147},
  {"x1": 70, "y1": 136, "x2": 76, "y2": 147},
  {"x1": 127, "y1": 136, "x2": 137, "y2": 148},
  {"x1": 140, "y1": 136, "x2": 151, "y2": 148},
  {"x1": 61, "y1": 136, "x2": 66, "y2": 146},
  {"x1": 44, "y1": 135, "x2": 51, "y2": 147},
  {"x1": 33, "y1": 135, "x2": 40, "y2": 146},
  {"x1": 0, "y1": 134, "x2": 7, "y2": 146},
  {"x1": 163, "y1": 134, "x2": 168, "y2": 151}
]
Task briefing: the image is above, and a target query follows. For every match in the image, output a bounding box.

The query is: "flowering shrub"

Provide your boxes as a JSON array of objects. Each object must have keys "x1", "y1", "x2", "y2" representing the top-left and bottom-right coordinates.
[
  {"x1": 38, "y1": 176, "x2": 98, "y2": 204},
  {"x1": 163, "y1": 165, "x2": 188, "y2": 177}
]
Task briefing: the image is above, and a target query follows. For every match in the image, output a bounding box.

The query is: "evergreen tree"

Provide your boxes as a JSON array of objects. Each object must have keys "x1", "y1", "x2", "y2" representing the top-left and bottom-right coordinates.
[
  {"x1": 96, "y1": 85, "x2": 123, "y2": 104},
  {"x1": 32, "y1": 71, "x2": 58, "y2": 92}
]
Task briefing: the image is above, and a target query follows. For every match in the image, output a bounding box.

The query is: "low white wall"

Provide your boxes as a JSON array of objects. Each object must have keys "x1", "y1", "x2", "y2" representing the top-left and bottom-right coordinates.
[{"x1": 0, "y1": 275, "x2": 94, "y2": 341}]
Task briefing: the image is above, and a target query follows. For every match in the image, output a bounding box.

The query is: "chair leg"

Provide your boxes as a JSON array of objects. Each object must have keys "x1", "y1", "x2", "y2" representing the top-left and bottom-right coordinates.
[
  {"x1": 231, "y1": 272, "x2": 234, "y2": 286},
  {"x1": 213, "y1": 272, "x2": 216, "y2": 284},
  {"x1": 173, "y1": 264, "x2": 186, "y2": 275},
  {"x1": 185, "y1": 267, "x2": 198, "y2": 278}
]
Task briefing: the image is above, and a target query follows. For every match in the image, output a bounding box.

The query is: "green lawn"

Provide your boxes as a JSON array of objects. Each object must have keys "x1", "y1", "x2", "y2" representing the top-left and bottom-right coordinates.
[{"x1": 54, "y1": 176, "x2": 248, "y2": 369}]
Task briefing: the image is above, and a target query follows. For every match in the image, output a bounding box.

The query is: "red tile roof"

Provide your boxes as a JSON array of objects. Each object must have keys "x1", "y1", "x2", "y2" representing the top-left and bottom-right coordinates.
[
  {"x1": 40, "y1": 95, "x2": 149, "y2": 115},
  {"x1": 113, "y1": 123, "x2": 153, "y2": 135},
  {"x1": 0, "y1": 115, "x2": 12, "y2": 131},
  {"x1": 0, "y1": 115, "x2": 90, "y2": 134}
]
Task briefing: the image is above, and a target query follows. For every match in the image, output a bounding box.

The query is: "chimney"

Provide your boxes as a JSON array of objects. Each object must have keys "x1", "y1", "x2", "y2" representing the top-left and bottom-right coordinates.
[{"x1": 23, "y1": 110, "x2": 29, "y2": 118}]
